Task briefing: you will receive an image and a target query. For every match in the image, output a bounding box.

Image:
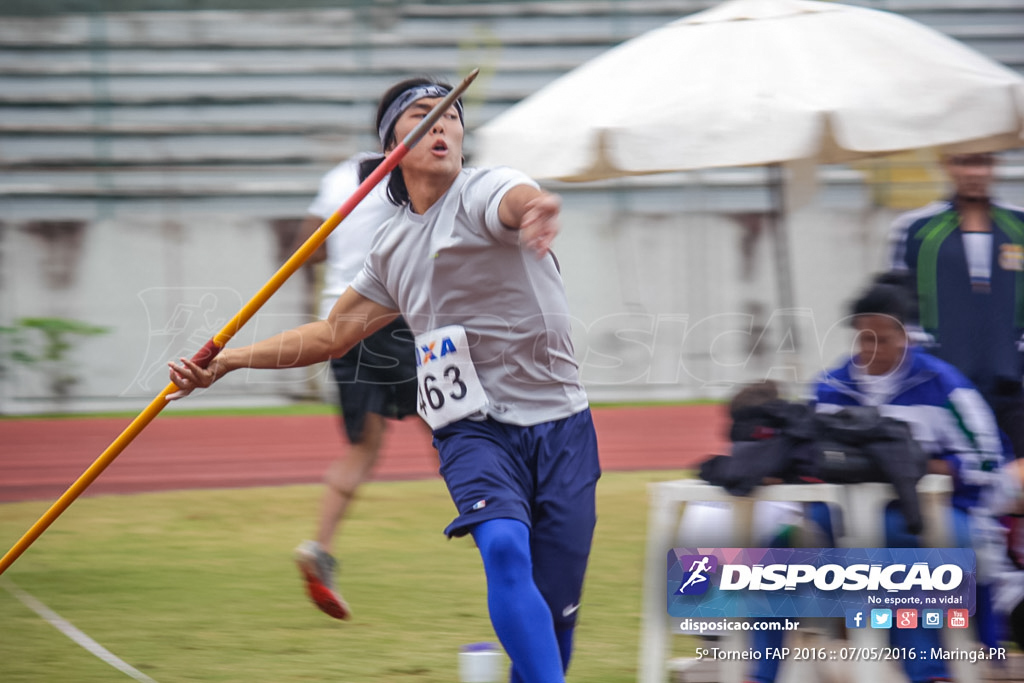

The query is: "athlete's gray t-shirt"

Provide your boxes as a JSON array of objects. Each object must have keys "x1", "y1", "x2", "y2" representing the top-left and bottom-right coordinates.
[{"x1": 350, "y1": 166, "x2": 588, "y2": 427}]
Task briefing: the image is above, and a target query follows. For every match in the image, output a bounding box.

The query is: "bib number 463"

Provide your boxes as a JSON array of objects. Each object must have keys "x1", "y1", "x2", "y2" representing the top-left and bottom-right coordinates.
[{"x1": 418, "y1": 365, "x2": 468, "y2": 412}]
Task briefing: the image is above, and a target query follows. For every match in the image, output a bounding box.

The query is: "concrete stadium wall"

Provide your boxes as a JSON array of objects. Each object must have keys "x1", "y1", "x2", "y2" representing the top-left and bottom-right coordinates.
[{"x1": 1, "y1": 0, "x2": 1022, "y2": 413}]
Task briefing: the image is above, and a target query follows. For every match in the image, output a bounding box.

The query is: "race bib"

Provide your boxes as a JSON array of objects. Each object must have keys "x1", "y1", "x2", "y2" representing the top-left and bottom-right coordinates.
[{"x1": 414, "y1": 325, "x2": 488, "y2": 429}]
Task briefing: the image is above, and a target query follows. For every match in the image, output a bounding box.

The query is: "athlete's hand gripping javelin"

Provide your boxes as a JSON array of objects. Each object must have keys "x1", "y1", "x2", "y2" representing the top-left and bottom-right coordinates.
[{"x1": 167, "y1": 289, "x2": 397, "y2": 400}]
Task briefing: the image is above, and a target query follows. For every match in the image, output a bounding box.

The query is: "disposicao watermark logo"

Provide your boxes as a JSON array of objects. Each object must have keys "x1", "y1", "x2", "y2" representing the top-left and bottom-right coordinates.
[
  {"x1": 667, "y1": 548, "x2": 976, "y2": 618},
  {"x1": 675, "y1": 555, "x2": 718, "y2": 595}
]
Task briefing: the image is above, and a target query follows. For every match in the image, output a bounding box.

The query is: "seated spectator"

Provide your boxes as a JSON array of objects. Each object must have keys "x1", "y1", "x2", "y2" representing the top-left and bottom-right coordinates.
[{"x1": 749, "y1": 281, "x2": 1008, "y2": 683}]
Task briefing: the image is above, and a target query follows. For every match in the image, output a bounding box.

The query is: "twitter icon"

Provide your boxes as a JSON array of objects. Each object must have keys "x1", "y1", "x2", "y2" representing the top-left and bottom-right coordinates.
[{"x1": 870, "y1": 609, "x2": 892, "y2": 629}]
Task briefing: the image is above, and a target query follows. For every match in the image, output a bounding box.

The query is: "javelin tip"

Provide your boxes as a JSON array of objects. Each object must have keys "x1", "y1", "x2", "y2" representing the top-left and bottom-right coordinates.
[{"x1": 454, "y1": 68, "x2": 480, "y2": 96}]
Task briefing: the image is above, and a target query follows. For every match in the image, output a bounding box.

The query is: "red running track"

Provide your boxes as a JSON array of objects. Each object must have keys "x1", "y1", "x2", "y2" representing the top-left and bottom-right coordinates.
[{"x1": 0, "y1": 404, "x2": 728, "y2": 503}]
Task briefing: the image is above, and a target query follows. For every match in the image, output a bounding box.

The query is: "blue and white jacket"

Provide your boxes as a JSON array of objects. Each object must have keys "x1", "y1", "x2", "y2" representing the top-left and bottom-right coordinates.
[{"x1": 815, "y1": 346, "x2": 1005, "y2": 512}]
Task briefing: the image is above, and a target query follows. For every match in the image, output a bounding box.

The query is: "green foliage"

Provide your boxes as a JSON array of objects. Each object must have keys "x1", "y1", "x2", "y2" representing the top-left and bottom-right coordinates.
[
  {"x1": 14, "y1": 318, "x2": 110, "y2": 363},
  {"x1": 0, "y1": 317, "x2": 110, "y2": 397}
]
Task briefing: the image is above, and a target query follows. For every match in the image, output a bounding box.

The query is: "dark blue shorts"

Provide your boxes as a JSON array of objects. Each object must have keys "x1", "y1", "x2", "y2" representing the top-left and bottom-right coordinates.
[
  {"x1": 432, "y1": 409, "x2": 601, "y2": 627},
  {"x1": 330, "y1": 316, "x2": 418, "y2": 443}
]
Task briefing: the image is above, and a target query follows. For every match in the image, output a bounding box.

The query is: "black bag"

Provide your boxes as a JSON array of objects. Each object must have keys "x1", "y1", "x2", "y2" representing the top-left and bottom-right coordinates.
[{"x1": 700, "y1": 402, "x2": 929, "y2": 534}]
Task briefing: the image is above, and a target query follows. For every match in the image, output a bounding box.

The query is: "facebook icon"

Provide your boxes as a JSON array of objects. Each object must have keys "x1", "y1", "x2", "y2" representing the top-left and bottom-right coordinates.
[{"x1": 846, "y1": 609, "x2": 866, "y2": 629}]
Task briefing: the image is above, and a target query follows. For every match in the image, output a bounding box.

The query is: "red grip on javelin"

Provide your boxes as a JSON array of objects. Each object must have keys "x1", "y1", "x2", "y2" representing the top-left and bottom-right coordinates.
[{"x1": 190, "y1": 339, "x2": 222, "y2": 369}]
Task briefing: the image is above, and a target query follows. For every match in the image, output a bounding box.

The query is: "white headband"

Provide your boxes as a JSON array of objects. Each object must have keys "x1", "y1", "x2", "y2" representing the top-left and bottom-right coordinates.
[{"x1": 377, "y1": 84, "x2": 463, "y2": 148}]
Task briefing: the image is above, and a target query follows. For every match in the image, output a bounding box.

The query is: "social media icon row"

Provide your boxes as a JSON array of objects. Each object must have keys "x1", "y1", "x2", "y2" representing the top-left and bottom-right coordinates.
[{"x1": 845, "y1": 609, "x2": 969, "y2": 629}]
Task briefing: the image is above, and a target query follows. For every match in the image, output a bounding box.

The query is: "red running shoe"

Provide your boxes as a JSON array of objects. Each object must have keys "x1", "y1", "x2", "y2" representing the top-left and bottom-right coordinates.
[{"x1": 294, "y1": 540, "x2": 351, "y2": 620}]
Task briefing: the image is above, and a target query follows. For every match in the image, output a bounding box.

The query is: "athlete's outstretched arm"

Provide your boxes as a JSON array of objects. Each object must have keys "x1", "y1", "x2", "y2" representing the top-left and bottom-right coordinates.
[
  {"x1": 167, "y1": 287, "x2": 398, "y2": 398},
  {"x1": 499, "y1": 185, "x2": 561, "y2": 258}
]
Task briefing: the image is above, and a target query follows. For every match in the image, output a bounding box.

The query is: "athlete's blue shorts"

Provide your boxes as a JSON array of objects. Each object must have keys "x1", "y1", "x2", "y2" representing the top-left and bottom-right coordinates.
[{"x1": 432, "y1": 409, "x2": 601, "y2": 627}]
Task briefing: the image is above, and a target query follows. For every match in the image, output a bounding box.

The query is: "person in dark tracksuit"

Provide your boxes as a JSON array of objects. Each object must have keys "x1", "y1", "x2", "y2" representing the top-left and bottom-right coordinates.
[{"x1": 889, "y1": 152, "x2": 1024, "y2": 460}]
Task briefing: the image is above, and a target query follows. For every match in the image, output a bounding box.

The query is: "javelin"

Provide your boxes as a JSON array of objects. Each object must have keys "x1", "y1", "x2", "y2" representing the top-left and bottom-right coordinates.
[{"x1": 0, "y1": 68, "x2": 480, "y2": 576}]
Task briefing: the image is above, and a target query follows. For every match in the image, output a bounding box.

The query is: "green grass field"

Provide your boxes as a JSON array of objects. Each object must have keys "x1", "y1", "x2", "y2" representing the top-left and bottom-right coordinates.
[{"x1": 0, "y1": 470, "x2": 695, "y2": 682}]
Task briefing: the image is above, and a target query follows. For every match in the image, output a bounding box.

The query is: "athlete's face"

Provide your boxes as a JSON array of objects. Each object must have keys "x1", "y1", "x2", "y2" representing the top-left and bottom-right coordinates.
[
  {"x1": 852, "y1": 314, "x2": 908, "y2": 376},
  {"x1": 943, "y1": 153, "x2": 995, "y2": 200},
  {"x1": 390, "y1": 97, "x2": 464, "y2": 179}
]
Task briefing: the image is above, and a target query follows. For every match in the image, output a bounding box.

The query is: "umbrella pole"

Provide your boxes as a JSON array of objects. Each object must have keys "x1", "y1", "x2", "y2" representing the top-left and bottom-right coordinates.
[
  {"x1": 767, "y1": 163, "x2": 803, "y2": 375},
  {"x1": 0, "y1": 69, "x2": 479, "y2": 577}
]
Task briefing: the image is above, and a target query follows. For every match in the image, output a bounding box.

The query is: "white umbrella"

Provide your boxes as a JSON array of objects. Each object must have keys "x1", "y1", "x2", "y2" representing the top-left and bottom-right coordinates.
[{"x1": 474, "y1": 0, "x2": 1024, "y2": 181}]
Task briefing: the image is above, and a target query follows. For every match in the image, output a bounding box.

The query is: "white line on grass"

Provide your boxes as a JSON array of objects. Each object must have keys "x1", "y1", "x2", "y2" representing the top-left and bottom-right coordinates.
[{"x1": 1, "y1": 577, "x2": 160, "y2": 683}]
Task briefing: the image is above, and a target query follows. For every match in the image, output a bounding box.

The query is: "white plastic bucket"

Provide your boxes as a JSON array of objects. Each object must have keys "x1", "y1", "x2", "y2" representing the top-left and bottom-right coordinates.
[{"x1": 458, "y1": 642, "x2": 503, "y2": 683}]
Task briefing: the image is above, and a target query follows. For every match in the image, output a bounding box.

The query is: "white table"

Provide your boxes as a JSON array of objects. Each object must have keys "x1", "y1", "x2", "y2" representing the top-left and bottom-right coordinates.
[{"x1": 637, "y1": 475, "x2": 975, "y2": 683}]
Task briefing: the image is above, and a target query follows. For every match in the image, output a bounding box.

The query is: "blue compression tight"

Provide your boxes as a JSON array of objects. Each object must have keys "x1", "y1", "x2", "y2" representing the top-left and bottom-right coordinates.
[
  {"x1": 508, "y1": 629, "x2": 574, "y2": 683},
  {"x1": 471, "y1": 518, "x2": 570, "y2": 683}
]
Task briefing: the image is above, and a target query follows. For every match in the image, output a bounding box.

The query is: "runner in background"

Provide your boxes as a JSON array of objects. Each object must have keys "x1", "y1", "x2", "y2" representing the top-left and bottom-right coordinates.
[{"x1": 290, "y1": 153, "x2": 431, "y2": 621}]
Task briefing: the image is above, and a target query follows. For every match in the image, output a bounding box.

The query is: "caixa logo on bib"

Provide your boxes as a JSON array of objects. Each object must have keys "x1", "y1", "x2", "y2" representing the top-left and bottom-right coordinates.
[
  {"x1": 416, "y1": 336, "x2": 457, "y2": 366},
  {"x1": 412, "y1": 325, "x2": 488, "y2": 430},
  {"x1": 667, "y1": 548, "x2": 976, "y2": 619}
]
